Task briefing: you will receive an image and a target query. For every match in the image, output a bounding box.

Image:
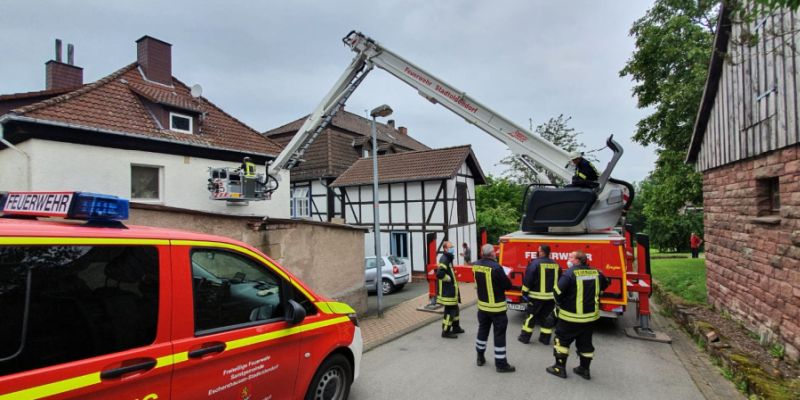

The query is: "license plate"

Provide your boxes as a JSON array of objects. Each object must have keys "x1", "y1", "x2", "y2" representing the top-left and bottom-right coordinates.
[{"x1": 507, "y1": 302, "x2": 526, "y2": 311}]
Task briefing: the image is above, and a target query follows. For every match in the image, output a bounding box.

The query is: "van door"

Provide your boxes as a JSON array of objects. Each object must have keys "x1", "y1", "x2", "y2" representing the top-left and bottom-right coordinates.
[
  {"x1": 0, "y1": 243, "x2": 172, "y2": 400},
  {"x1": 170, "y1": 246, "x2": 301, "y2": 399}
]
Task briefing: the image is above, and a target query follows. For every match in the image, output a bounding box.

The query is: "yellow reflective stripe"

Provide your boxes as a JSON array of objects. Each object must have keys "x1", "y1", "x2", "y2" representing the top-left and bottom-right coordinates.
[
  {"x1": 315, "y1": 302, "x2": 355, "y2": 315},
  {"x1": 580, "y1": 352, "x2": 594, "y2": 359},
  {"x1": 555, "y1": 345, "x2": 569, "y2": 354},
  {"x1": 576, "y1": 278, "x2": 584, "y2": 317},
  {"x1": 0, "y1": 237, "x2": 168, "y2": 245},
  {"x1": 172, "y1": 240, "x2": 313, "y2": 300},
  {"x1": 477, "y1": 300, "x2": 506, "y2": 312},
  {"x1": 529, "y1": 291, "x2": 554, "y2": 300},
  {"x1": 540, "y1": 327, "x2": 553, "y2": 334},
  {"x1": 577, "y1": 171, "x2": 587, "y2": 179},
  {"x1": 554, "y1": 285, "x2": 561, "y2": 295},
  {"x1": 521, "y1": 285, "x2": 529, "y2": 294},
  {"x1": 557, "y1": 309, "x2": 599, "y2": 323},
  {"x1": 0, "y1": 372, "x2": 100, "y2": 400},
  {"x1": 522, "y1": 315, "x2": 533, "y2": 333},
  {"x1": 226, "y1": 316, "x2": 349, "y2": 351},
  {"x1": 1, "y1": 316, "x2": 352, "y2": 399}
]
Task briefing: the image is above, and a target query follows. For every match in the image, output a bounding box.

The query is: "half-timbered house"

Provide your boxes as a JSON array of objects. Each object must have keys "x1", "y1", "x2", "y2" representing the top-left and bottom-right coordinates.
[{"x1": 330, "y1": 145, "x2": 486, "y2": 272}]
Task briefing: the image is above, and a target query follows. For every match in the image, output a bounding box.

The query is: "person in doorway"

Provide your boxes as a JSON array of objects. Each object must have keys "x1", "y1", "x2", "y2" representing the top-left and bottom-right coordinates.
[
  {"x1": 690, "y1": 232, "x2": 704, "y2": 259},
  {"x1": 568, "y1": 152, "x2": 599, "y2": 188},
  {"x1": 436, "y1": 241, "x2": 463, "y2": 338},
  {"x1": 472, "y1": 244, "x2": 515, "y2": 372},
  {"x1": 518, "y1": 244, "x2": 560, "y2": 345},
  {"x1": 461, "y1": 242, "x2": 472, "y2": 265},
  {"x1": 547, "y1": 250, "x2": 608, "y2": 380}
]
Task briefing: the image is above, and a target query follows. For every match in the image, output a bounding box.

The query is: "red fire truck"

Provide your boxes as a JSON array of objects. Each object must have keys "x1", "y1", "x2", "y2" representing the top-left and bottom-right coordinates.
[{"x1": 266, "y1": 31, "x2": 655, "y2": 334}]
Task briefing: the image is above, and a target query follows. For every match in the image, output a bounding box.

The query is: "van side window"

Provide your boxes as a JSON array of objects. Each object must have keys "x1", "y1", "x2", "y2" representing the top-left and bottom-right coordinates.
[
  {"x1": 191, "y1": 249, "x2": 286, "y2": 334},
  {"x1": 0, "y1": 245, "x2": 159, "y2": 376}
]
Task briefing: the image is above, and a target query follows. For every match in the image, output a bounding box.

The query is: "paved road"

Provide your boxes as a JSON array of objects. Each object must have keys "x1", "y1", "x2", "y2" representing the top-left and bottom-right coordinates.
[
  {"x1": 364, "y1": 280, "x2": 429, "y2": 317},
  {"x1": 351, "y1": 305, "x2": 706, "y2": 400}
]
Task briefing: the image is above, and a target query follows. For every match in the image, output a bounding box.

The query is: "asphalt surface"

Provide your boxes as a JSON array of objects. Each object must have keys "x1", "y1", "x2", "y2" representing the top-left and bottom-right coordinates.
[
  {"x1": 351, "y1": 304, "x2": 707, "y2": 400},
  {"x1": 363, "y1": 279, "x2": 429, "y2": 317}
]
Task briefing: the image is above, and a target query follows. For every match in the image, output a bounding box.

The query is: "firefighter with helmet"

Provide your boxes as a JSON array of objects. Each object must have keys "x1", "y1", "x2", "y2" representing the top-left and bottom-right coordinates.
[
  {"x1": 436, "y1": 241, "x2": 463, "y2": 338},
  {"x1": 547, "y1": 250, "x2": 609, "y2": 380},
  {"x1": 241, "y1": 156, "x2": 257, "y2": 179},
  {"x1": 517, "y1": 244, "x2": 560, "y2": 345},
  {"x1": 569, "y1": 151, "x2": 599, "y2": 188}
]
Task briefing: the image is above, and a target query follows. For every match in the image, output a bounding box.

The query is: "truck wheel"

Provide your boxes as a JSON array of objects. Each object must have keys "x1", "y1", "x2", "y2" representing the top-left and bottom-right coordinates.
[
  {"x1": 382, "y1": 278, "x2": 395, "y2": 295},
  {"x1": 305, "y1": 354, "x2": 352, "y2": 400}
]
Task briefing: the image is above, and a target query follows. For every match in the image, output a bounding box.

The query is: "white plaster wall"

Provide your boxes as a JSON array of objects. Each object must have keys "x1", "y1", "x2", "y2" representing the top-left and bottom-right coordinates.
[
  {"x1": 20, "y1": 140, "x2": 289, "y2": 217},
  {"x1": 310, "y1": 180, "x2": 328, "y2": 219},
  {"x1": 0, "y1": 143, "x2": 32, "y2": 191}
]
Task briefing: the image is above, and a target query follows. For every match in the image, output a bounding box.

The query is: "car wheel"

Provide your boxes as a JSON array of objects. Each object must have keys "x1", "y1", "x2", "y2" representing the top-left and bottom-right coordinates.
[
  {"x1": 382, "y1": 278, "x2": 395, "y2": 295},
  {"x1": 305, "y1": 353, "x2": 352, "y2": 400}
]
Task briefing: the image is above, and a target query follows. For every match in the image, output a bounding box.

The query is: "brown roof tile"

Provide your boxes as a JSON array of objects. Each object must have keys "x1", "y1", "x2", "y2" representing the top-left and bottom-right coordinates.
[
  {"x1": 9, "y1": 63, "x2": 282, "y2": 156},
  {"x1": 330, "y1": 145, "x2": 486, "y2": 187}
]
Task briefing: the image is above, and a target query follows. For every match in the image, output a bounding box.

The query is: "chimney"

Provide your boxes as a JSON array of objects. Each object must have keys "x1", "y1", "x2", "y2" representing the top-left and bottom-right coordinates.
[
  {"x1": 398, "y1": 126, "x2": 408, "y2": 135},
  {"x1": 387, "y1": 119, "x2": 395, "y2": 128},
  {"x1": 136, "y1": 35, "x2": 172, "y2": 85},
  {"x1": 45, "y1": 39, "x2": 83, "y2": 90}
]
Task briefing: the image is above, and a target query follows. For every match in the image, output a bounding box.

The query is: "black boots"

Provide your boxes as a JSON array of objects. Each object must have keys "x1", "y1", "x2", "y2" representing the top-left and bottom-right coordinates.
[
  {"x1": 573, "y1": 356, "x2": 591, "y2": 380},
  {"x1": 452, "y1": 325, "x2": 465, "y2": 334},
  {"x1": 517, "y1": 333, "x2": 531, "y2": 344},
  {"x1": 441, "y1": 331, "x2": 457, "y2": 339},
  {"x1": 476, "y1": 353, "x2": 486, "y2": 366},
  {"x1": 495, "y1": 362, "x2": 516, "y2": 373},
  {"x1": 538, "y1": 333, "x2": 551, "y2": 345},
  {"x1": 546, "y1": 354, "x2": 568, "y2": 379}
]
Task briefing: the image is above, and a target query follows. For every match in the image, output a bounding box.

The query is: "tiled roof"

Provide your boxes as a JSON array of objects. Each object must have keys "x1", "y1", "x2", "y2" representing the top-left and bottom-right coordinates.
[
  {"x1": 330, "y1": 145, "x2": 486, "y2": 187},
  {"x1": 8, "y1": 63, "x2": 283, "y2": 156},
  {"x1": 0, "y1": 86, "x2": 83, "y2": 102},
  {"x1": 265, "y1": 110, "x2": 430, "y2": 152}
]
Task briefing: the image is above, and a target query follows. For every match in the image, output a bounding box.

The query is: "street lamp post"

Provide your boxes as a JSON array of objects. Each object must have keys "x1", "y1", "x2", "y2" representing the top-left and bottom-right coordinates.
[{"x1": 370, "y1": 104, "x2": 392, "y2": 317}]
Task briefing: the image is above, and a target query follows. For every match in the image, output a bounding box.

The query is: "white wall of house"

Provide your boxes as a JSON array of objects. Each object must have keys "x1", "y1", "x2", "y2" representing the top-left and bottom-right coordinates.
[
  {"x1": 0, "y1": 139, "x2": 290, "y2": 217},
  {"x1": 339, "y1": 160, "x2": 478, "y2": 272}
]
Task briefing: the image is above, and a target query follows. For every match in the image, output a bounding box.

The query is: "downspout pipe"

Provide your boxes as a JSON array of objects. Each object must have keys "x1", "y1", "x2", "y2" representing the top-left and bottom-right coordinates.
[{"x1": 0, "y1": 115, "x2": 33, "y2": 190}]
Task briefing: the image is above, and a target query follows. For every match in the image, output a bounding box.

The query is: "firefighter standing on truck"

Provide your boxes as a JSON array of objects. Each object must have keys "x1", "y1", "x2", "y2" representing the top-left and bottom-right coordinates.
[
  {"x1": 518, "y1": 244, "x2": 560, "y2": 345},
  {"x1": 547, "y1": 250, "x2": 609, "y2": 380},
  {"x1": 472, "y1": 244, "x2": 515, "y2": 373},
  {"x1": 241, "y1": 156, "x2": 257, "y2": 178},
  {"x1": 436, "y1": 241, "x2": 463, "y2": 338}
]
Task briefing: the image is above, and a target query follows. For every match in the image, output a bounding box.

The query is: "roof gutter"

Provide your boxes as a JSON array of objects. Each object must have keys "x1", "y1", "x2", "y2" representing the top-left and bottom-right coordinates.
[
  {"x1": 1, "y1": 114, "x2": 279, "y2": 159},
  {"x1": 0, "y1": 114, "x2": 33, "y2": 190}
]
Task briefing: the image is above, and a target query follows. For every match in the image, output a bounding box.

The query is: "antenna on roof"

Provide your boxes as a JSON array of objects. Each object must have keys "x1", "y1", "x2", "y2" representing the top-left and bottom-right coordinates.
[{"x1": 191, "y1": 84, "x2": 203, "y2": 98}]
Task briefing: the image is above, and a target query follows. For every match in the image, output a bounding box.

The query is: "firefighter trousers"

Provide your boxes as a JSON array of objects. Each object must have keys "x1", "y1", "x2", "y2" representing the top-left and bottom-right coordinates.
[
  {"x1": 442, "y1": 305, "x2": 460, "y2": 333},
  {"x1": 553, "y1": 319, "x2": 595, "y2": 360},
  {"x1": 476, "y1": 310, "x2": 509, "y2": 366},
  {"x1": 520, "y1": 299, "x2": 556, "y2": 336}
]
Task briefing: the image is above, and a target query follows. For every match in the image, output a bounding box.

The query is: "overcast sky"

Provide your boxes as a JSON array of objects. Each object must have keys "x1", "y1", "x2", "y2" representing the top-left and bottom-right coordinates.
[{"x1": 1, "y1": 1, "x2": 658, "y2": 183}]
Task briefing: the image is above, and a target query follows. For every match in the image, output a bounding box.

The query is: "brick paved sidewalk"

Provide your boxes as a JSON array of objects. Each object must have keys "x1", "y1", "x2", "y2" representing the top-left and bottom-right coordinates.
[{"x1": 360, "y1": 283, "x2": 477, "y2": 351}]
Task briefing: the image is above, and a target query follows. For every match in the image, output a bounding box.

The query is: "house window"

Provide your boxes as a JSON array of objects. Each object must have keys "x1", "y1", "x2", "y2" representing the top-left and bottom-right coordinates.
[
  {"x1": 391, "y1": 232, "x2": 409, "y2": 258},
  {"x1": 756, "y1": 177, "x2": 780, "y2": 215},
  {"x1": 291, "y1": 187, "x2": 310, "y2": 218},
  {"x1": 169, "y1": 112, "x2": 193, "y2": 133},
  {"x1": 456, "y1": 182, "x2": 468, "y2": 224},
  {"x1": 131, "y1": 165, "x2": 161, "y2": 201}
]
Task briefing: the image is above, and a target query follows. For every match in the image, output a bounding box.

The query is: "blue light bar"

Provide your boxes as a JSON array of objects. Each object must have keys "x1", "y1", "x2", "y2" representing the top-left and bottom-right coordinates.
[
  {"x1": 0, "y1": 191, "x2": 129, "y2": 222},
  {"x1": 69, "y1": 192, "x2": 129, "y2": 221}
]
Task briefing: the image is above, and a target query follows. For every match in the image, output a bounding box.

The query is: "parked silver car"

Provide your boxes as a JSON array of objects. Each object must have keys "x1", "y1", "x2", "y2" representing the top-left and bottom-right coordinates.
[{"x1": 365, "y1": 255, "x2": 410, "y2": 294}]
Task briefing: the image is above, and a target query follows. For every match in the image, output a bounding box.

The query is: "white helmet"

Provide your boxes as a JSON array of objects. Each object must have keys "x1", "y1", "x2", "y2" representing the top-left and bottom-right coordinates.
[{"x1": 569, "y1": 151, "x2": 583, "y2": 160}]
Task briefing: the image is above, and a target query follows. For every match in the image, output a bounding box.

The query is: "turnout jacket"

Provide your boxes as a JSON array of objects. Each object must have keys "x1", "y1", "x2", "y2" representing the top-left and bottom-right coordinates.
[
  {"x1": 573, "y1": 158, "x2": 599, "y2": 183},
  {"x1": 554, "y1": 263, "x2": 609, "y2": 323},
  {"x1": 522, "y1": 256, "x2": 561, "y2": 301},
  {"x1": 435, "y1": 252, "x2": 459, "y2": 306},
  {"x1": 472, "y1": 258, "x2": 512, "y2": 313}
]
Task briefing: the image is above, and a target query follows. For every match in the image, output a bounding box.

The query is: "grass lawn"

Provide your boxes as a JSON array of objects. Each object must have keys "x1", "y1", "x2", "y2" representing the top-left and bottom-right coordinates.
[{"x1": 650, "y1": 256, "x2": 707, "y2": 304}]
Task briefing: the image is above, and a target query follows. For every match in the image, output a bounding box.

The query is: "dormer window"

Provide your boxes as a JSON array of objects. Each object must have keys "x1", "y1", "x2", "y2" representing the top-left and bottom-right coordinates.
[{"x1": 170, "y1": 112, "x2": 192, "y2": 134}]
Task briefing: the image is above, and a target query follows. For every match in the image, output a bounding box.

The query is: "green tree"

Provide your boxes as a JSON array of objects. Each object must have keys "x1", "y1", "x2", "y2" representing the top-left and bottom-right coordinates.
[
  {"x1": 499, "y1": 114, "x2": 589, "y2": 185},
  {"x1": 475, "y1": 175, "x2": 526, "y2": 243},
  {"x1": 620, "y1": 0, "x2": 717, "y2": 250}
]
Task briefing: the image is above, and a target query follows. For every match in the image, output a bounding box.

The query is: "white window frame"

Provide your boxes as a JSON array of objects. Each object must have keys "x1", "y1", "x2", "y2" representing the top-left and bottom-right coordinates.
[
  {"x1": 169, "y1": 112, "x2": 193, "y2": 134},
  {"x1": 131, "y1": 164, "x2": 164, "y2": 203},
  {"x1": 291, "y1": 187, "x2": 310, "y2": 218}
]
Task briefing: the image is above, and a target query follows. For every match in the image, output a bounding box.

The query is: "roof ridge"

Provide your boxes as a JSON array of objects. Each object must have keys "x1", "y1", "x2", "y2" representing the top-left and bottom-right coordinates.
[
  {"x1": 263, "y1": 114, "x2": 310, "y2": 136},
  {"x1": 0, "y1": 86, "x2": 85, "y2": 102},
  {"x1": 374, "y1": 144, "x2": 471, "y2": 159},
  {"x1": 13, "y1": 63, "x2": 138, "y2": 115},
  {"x1": 171, "y1": 77, "x2": 284, "y2": 151}
]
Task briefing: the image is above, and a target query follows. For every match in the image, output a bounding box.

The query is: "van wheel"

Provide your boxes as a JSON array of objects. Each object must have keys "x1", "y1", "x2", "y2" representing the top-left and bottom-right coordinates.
[
  {"x1": 382, "y1": 279, "x2": 395, "y2": 295},
  {"x1": 305, "y1": 354, "x2": 352, "y2": 400}
]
